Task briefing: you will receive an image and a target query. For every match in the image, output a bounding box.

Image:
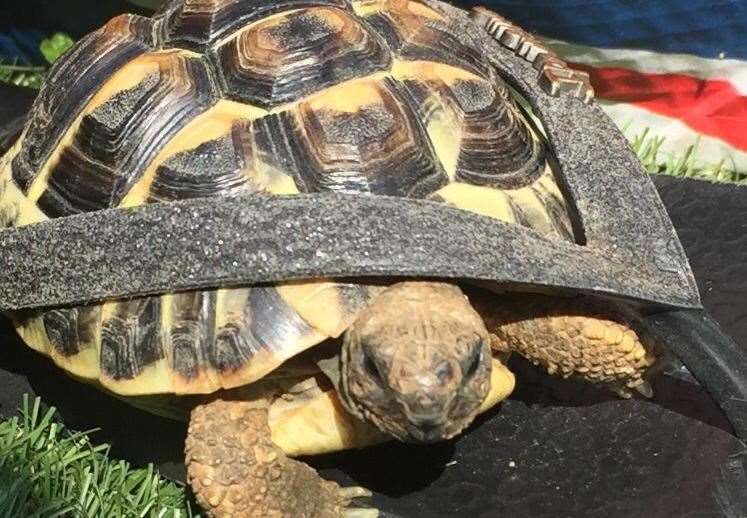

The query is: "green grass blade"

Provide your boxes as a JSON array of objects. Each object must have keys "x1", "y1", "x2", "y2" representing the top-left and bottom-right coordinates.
[{"x1": 0, "y1": 396, "x2": 194, "y2": 516}]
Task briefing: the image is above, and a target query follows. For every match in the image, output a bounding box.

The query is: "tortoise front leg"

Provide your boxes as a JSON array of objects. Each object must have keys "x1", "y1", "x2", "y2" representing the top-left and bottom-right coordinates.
[
  {"x1": 186, "y1": 399, "x2": 377, "y2": 518},
  {"x1": 476, "y1": 293, "x2": 657, "y2": 397}
]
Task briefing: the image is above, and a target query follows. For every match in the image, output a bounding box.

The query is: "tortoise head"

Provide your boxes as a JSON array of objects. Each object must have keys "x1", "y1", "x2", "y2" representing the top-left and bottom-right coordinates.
[{"x1": 339, "y1": 282, "x2": 492, "y2": 443}]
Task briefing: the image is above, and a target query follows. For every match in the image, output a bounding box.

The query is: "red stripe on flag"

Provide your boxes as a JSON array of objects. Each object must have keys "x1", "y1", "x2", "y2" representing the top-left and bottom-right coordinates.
[{"x1": 569, "y1": 63, "x2": 747, "y2": 151}]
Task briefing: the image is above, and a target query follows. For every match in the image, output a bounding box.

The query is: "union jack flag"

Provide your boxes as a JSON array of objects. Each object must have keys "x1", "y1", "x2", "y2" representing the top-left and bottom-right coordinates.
[{"x1": 479, "y1": 0, "x2": 747, "y2": 171}]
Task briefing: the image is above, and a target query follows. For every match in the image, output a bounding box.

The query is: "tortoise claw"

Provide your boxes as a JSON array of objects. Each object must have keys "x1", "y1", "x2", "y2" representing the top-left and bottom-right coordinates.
[
  {"x1": 340, "y1": 486, "x2": 373, "y2": 500},
  {"x1": 635, "y1": 380, "x2": 654, "y2": 398},
  {"x1": 340, "y1": 486, "x2": 378, "y2": 518},
  {"x1": 344, "y1": 509, "x2": 379, "y2": 518},
  {"x1": 611, "y1": 380, "x2": 654, "y2": 399}
]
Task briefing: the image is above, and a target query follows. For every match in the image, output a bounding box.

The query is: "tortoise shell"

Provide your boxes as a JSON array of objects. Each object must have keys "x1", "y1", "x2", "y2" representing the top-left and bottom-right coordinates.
[{"x1": 0, "y1": 0, "x2": 577, "y2": 395}]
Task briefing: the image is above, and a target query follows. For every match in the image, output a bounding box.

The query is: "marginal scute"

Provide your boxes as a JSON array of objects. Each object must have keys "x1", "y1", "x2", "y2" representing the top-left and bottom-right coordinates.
[
  {"x1": 162, "y1": 0, "x2": 349, "y2": 51},
  {"x1": 42, "y1": 307, "x2": 100, "y2": 357},
  {"x1": 289, "y1": 77, "x2": 447, "y2": 195},
  {"x1": 246, "y1": 287, "x2": 320, "y2": 355},
  {"x1": 36, "y1": 52, "x2": 217, "y2": 217},
  {"x1": 213, "y1": 6, "x2": 391, "y2": 108},
  {"x1": 12, "y1": 14, "x2": 155, "y2": 192},
  {"x1": 276, "y1": 281, "x2": 378, "y2": 338},
  {"x1": 100, "y1": 297, "x2": 164, "y2": 381},
  {"x1": 168, "y1": 291, "x2": 216, "y2": 384},
  {"x1": 212, "y1": 322, "x2": 253, "y2": 372},
  {"x1": 171, "y1": 323, "x2": 203, "y2": 379}
]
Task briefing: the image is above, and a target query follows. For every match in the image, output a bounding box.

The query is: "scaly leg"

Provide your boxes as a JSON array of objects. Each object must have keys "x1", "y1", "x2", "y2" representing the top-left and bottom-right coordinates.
[
  {"x1": 186, "y1": 399, "x2": 377, "y2": 518},
  {"x1": 476, "y1": 293, "x2": 657, "y2": 398}
]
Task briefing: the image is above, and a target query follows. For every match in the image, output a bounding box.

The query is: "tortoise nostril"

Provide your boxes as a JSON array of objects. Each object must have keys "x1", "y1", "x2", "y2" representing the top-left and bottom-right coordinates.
[
  {"x1": 416, "y1": 393, "x2": 432, "y2": 406},
  {"x1": 435, "y1": 361, "x2": 454, "y2": 383},
  {"x1": 403, "y1": 392, "x2": 451, "y2": 426},
  {"x1": 413, "y1": 417, "x2": 440, "y2": 432}
]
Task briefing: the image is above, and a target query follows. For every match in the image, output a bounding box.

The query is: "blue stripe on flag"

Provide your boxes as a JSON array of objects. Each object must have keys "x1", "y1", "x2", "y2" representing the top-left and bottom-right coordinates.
[
  {"x1": 475, "y1": 0, "x2": 747, "y2": 60},
  {"x1": 0, "y1": 29, "x2": 45, "y2": 63}
]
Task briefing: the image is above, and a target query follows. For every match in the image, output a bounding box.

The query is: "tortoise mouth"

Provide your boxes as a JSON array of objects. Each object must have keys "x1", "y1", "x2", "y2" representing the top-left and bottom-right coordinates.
[
  {"x1": 348, "y1": 395, "x2": 479, "y2": 444},
  {"x1": 335, "y1": 384, "x2": 463, "y2": 443},
  {"x1": 404, "y1": 420, "x2": 461, "y2": 443}
]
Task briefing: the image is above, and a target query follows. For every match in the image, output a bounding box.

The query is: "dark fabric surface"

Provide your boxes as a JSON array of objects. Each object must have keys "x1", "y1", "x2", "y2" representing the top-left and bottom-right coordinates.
[
  {"x1": 0, "y1": 82, "x2": 34, "y2": 149},
  {"x1": 654, "y1": 177, "x2": 747, "y2": 344},
  {"x1": 0, "y1": 1, "x2": 147, "y2": 63},
  {"x1": 3, "y1": 1, "x2": 746, "y2": 61}
]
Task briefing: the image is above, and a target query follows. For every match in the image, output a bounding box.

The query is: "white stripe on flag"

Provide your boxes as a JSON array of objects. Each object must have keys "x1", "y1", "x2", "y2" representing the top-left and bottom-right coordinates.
[
  {"x1": 545, "y1": 39, "x2": 747, "y2": 95},
  {"x1": 598, "y1": 100, "x2": 747, "y2": 171}
]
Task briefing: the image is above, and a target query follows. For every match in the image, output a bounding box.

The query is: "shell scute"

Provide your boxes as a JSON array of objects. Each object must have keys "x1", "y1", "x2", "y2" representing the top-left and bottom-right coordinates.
[
  {"x1": 288, "y1": 76, "x2": 447, "y2": 195},
  {"x1": 12, "y1": 14, "x2": 155, "y2": 193},
  {"x1": 42, "y1": 308, "x2": 96, "y2": 357},
  {"x1": 162, "y1": 0, "x2": 350, "y2": 51},
  {"x1": 168, "y1": 291, "x2": 215, "y2": 386},
  {"x1": 213, "y1": 6, "x2": 391, "y2": 108},
  {"x1": 100, "y1": 297, "x2": 165, "y2": 382},
  {"x1": 149, "y1": 129, "x2": 254, "y2": 202},
  {"x1": 34, "y1": 52, "x2": 218, "y2": 217},
  {"x1": 394, "y1": 62, "x2": 544, "y2": 189}
]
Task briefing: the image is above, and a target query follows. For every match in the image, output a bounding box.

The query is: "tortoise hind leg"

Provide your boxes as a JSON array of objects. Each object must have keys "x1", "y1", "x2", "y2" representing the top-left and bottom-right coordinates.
[
  {"x1": 186, "y1": 399, "x2": 377, "y2": 518},
  {"x1": 476, "y1": 293, "x2": 657, "y2": 397}
]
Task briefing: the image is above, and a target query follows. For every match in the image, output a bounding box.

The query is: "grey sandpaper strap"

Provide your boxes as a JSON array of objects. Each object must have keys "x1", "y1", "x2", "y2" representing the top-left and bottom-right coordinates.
[{"x1": 0, "y1": 193, "x2": 699, "y2": 311}]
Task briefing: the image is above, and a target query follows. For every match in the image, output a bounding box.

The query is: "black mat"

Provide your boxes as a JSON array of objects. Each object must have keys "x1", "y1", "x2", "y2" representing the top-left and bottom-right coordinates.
[
  {"x1": 0, "y1": 84, "x2": 35, "y2": 150},
  {"x1": 0, "y1": 176, "x2": 745, "y2": 517}
]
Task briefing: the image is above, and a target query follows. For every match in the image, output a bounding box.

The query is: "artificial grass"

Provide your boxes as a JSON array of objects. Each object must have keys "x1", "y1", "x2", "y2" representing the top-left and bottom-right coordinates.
[
  {"x1": 0, "y1": 395, "x2": 197, "y2": 517},
  {"x1": 0, "y1": 63, "x2": 46, "y2": 89},
  {"x1": 0, "y1": 32, "x2": 72, "y2": 88},
  {"x1": 628, "y1": 127, "x2": 746, "y2": 184}
]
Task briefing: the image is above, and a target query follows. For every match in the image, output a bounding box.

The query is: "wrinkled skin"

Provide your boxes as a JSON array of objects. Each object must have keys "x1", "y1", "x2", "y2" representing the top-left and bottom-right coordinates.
[{"x1": 339, "y1": 282, "x2": 493, "y2": 442}]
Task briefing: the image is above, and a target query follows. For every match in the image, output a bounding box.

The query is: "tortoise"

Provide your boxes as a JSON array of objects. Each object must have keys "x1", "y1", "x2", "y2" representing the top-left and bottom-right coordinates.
[{"x1": 1, "y1": 0, "x2": 745, "y2": 516}]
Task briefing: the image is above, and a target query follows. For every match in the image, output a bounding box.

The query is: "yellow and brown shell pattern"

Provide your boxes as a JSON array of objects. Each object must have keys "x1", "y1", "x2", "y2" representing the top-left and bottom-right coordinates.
[{"x1": 0, "y1": 0, "x2": 578, "y2": 396}]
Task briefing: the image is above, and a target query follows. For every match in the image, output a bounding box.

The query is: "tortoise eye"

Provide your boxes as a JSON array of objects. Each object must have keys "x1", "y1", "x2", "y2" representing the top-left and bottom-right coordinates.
[
  {"x1": 363, "y1": 351, "x2": 383, "y2": 382},
  {"x1": 465, "y1": 342, "x2": 484, "y2": 377}
]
